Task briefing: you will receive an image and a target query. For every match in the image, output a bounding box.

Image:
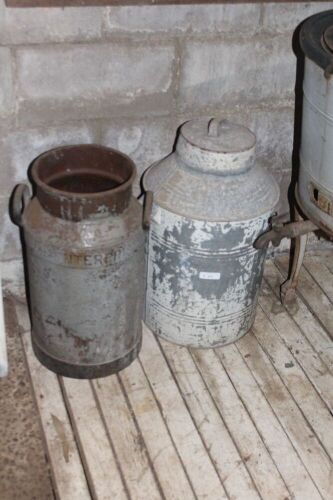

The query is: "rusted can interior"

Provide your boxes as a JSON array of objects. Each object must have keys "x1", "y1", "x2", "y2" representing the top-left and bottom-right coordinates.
[
  {"x1": 32, "y1": 144, "x2": 135, "y2": 194},
  {"x1": 30, "y1": 144, "x2": 136, "y2": 220}
]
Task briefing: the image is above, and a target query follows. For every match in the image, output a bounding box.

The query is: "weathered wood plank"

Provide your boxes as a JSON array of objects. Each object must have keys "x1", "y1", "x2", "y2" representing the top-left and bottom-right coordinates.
[
  {"x1": 13, "y1": 253, "x2": 333, "y2": 500},
  {"x1": 322, "y1": 254, "x2": 333, "y2": 275},
  {"x1": 159, "y1": 337, "x2": 260, "y2": 500},
  {"x1": 260, "y1": 274, "x2": 333, "y2": 413},
  {"x1": 61, "y1": 377, "x2": 127, "y2": 500},
  {"x1": 15, "y1": 302, "x2": 91, "y2": 500},
  {"x1": 304, "y1": 256, "x2": 333, "y2": 303},
  {"x1": 264, "y1": 261, "x2": 333, "y2": 374},
  {"x1": 92, "y1": 375, "x2": 162, "y2": 500},
  {"x1": 252, "y1": 306, "x2": 333, "y2": 459},
  {"x1": 119, "y1": 357, "x2": 196, "y2": 500},
  {"x1": 190, "y1": 347, "x2": 290, "y2": 500},
  {"x1": 237, "y1": 331, "x2": 333, "y2": 499},
  {"x1": 275, "y1": 255, "x2": 333, "y2": 340},
  {"x1": 0, "y1": 272, "x2": 8, "y2": 377},
  {"x1": 139, "y1": 326, "x2": 226, "y2": 500},
  {"x1": 216, "y1": 343, "x2": 322, "y2": 500}
]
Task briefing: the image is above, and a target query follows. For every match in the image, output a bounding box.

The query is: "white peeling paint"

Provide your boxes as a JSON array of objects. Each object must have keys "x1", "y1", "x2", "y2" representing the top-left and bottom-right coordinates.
[
  {"x1": 144, "y1": 117, "x2": 279, "y2": 348},
  {"x1": 145, "y1": 205, "x2": 271, "y2": 348}
]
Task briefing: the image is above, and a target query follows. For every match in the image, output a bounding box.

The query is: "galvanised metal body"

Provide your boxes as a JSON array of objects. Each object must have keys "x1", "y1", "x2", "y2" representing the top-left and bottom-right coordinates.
[
  {"x1": 299, "y1": 11, "x2": 333, "y2": 235},
  {"x1": 13, "y1": 145, "x2": 145, "y2": 378},
  {"x1": 143, "y1": 118, "x2": 279, "y2": 348}
]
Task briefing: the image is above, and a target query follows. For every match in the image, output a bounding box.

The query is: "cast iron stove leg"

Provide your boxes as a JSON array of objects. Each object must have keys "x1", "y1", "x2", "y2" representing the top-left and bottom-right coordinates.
[{"x1": 280, "y1": 206, "x2": 308, "y2": 307}]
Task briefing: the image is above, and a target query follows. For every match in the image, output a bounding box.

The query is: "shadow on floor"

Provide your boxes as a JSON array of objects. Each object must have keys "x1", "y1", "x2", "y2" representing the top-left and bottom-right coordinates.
[{"x1": 0, "y1": 296, "x2": 54, "y2": 500}]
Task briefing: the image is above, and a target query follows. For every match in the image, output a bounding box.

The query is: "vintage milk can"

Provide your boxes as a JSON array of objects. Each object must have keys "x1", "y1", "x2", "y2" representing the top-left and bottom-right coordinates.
[
  {"x1": 12, "y1": 145, "x2": 145, "y2": 378},
  {"x1": 143, "y1": 118, "x2": 279, "y2": 347}
]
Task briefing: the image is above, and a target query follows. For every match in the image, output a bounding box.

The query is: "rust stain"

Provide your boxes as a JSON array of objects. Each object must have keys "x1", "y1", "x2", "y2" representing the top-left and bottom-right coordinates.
[
  {"x1": 134, "y1": 433, "x2": 146, "y2": 454},
  {"x1": 310, "y1": 183, "x2": 333, "y2": 216},
  {"x1": 45, "y1": 316, "x2": 94, "y2": 350}
]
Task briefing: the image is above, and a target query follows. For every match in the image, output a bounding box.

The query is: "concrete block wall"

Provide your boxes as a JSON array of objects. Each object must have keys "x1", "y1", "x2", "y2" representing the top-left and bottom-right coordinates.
[{"x1": 0, "y1": 1, "x2": 332, "y2": 261}]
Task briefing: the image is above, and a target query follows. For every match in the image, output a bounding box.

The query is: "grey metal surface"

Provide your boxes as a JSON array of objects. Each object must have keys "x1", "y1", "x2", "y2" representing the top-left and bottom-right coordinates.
[
  {"x1": 299, "y1": 56, "x2": 333, "y2": 236},
  {"x1": 14, "y1": 145, "x2": 145, "y2": 378},
  {"x1": 143, "y1": 117, "x2": 279, "y2": 348}
]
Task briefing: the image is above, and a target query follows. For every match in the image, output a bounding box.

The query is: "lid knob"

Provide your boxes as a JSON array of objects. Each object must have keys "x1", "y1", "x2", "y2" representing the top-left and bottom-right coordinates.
[{"x1": 207, "y1": 118, "x2": 231, "y2": 138}]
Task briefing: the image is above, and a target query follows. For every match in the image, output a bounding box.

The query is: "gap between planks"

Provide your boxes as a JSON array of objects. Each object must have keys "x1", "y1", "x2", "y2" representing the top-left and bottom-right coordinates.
[
  {"x1": 14, "y1": 301, "x2": 91, "y2": 500},
  {"x1": 275, "y1": 255, "x2": 333, "y2": 342}
]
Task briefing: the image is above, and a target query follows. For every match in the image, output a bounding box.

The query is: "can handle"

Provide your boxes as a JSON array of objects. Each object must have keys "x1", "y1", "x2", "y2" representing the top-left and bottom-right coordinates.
[
  {"x1": 12, "y1": 183, "x2": 31, "y2": 227},
  {"x1": 143, "y1": 190, "x2": 153, "y2": 230}
]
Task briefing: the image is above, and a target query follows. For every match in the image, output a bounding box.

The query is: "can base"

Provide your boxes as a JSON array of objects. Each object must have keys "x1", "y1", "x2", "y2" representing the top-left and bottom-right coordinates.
[
  {"x1": 32, "y1": 336, "x2": 142, "y2": 379},
  {"x1": 153, "y1": 329, "x2": 249, "y2": 348},
  {"x1": 145, "y1": 317, "x2": 254, "y2": 349}
]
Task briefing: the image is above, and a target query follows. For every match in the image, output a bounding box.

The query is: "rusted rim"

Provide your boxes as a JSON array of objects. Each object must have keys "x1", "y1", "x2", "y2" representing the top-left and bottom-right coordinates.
[
  {"x1": 32, "y1": 334, "x2": 142, "y2": 379},
  {"x1": 30, "y1": 144, "x2": 136, "y2": 220},
  {"x1": 31, "y1": 144, "x2": 136, "y2": 199}
]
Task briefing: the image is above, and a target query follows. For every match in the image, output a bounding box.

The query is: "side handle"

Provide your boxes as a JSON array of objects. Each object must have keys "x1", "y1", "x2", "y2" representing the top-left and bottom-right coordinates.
[
  {"x1": 254, "y1": 218, "x2": 317, "y2": 249},
  {"x1": 11, "y1": 183, "x2": 31, "y2": 227},
  {"x1": 143, "y1": 191, "x2": 153, "y2": 230}
]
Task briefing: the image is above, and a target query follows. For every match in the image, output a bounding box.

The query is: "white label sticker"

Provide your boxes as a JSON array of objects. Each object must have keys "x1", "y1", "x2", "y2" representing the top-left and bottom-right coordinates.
[{"x1": 199, "y1": 272, "x2": 221, "y2": 280}]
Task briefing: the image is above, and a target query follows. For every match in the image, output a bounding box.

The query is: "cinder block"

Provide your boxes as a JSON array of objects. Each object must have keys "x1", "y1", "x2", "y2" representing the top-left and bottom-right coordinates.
[
  {"x1": 0, "y1": 196, "x2": 21, "y2": 261},
  {"x1": 106, "y1": 4, "x2": 260, "y2": 35},
  {"x1": 263, "y1": 2, "x2": 333, "y2": 34},
  {"x1": 251, "y1": 107, "x2": 294, "y2": 173},
  {"x1": 100, "y1": 117, "x2": 175, "y2": 195},
  {"x1": 0, "y1": 47, "x2": 14, "y2": 117},
  {"x1": 16, "y1": 43, "x2": 175, "y2": 125},
  {"x1": 0, "y1": 124, "x2": 96, "y2": 197},
  {"x1": 178, "y1": 36, "x2": 296, "y2": 110},
  {"x1": 17, "y1": 44, "x2": 174, "y2": 99},
  {"x1": 0, "y1": 0, "x2": 103, "y2": 44}
]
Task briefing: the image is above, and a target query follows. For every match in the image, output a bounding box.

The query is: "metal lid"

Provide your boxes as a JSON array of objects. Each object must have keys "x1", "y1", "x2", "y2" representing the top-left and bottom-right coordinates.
[
  {"x1": 176, "y1": 117, "x2": 256, "y2": 174},
  {"x1": 300, "y1": 10, "x2": 333, "y2": 74}
]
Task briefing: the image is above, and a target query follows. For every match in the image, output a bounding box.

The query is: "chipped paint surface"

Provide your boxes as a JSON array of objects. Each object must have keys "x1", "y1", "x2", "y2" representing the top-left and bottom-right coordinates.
[
  {"x1": 145, "y1": 205, "x2": 270, "y2": 348},
  {"x1": 144, "y1": 117, "x2": 279, "y2": 348}
]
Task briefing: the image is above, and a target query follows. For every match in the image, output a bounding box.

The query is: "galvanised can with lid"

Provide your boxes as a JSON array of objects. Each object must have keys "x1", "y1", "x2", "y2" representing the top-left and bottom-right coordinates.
[{"x1": 143, "y1": 118, "x2": 279, "y2": 347}]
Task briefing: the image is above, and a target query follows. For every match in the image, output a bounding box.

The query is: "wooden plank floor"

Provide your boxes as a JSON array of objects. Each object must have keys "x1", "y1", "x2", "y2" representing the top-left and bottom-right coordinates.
[{"x1": 14, "y1": 253, "x2": 333, "y2": 500}]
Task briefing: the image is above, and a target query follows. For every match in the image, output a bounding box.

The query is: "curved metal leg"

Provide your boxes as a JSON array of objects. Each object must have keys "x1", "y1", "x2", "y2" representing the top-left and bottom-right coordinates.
[{"x1": 280, "y1": 207, "x2": 308, "y2": 306}]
